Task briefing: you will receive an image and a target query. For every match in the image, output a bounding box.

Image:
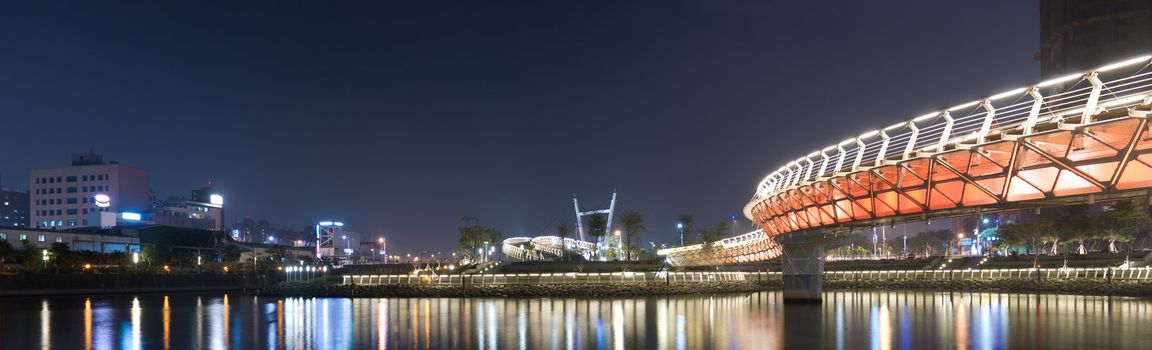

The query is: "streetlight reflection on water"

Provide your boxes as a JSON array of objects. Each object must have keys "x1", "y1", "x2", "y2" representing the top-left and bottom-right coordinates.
[{"x1": 3, "y1": 291, "x2": 1152, "y2": 349}]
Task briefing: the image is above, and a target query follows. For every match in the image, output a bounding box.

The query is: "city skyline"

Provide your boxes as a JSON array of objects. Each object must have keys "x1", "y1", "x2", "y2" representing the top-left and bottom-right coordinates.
[{"x1": 0, "y1": 1, "x2": 1041, "y2": 252}]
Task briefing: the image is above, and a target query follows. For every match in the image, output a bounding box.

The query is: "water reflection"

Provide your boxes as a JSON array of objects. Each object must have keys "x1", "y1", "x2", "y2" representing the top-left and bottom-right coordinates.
[{"x1": 1, "y1": 291, "x2": 1151, "y2": 349}]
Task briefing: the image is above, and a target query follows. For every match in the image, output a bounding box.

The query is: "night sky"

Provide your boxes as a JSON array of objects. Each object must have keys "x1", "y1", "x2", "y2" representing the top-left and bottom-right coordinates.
[{"x1": 0, "y1": 1, "x2": 1040, "y2": 253}]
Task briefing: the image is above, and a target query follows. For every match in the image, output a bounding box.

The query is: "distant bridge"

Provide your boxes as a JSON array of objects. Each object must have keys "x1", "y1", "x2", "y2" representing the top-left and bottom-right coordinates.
[
  {"x1": 501, "y1": 236, "x2": 597, "y2": 262},
  {"x1": 661, "y1": 54, "x2": 1152, "y2": 267}
]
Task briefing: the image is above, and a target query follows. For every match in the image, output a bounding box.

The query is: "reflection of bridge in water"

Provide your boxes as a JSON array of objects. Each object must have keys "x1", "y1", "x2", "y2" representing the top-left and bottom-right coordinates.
[{"x1": 657, "y1": 55, "x2": 1152, "y2": 301}]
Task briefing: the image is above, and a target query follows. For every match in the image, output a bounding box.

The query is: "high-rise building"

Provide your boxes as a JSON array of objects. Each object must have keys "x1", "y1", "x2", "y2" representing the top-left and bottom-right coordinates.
[
  {"x1": 0, "y1": 187, "x2": 29, "y2": 228},
  {"x1": 1040, "y1": 0, "x2": 1152, "y2": 79},
  {"x1": 29, "y1": 153, "x2": 150, "y2": 228}
]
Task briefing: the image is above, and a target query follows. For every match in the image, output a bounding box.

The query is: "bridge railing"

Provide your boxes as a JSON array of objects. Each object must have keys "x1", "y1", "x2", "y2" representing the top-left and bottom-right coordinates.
[
  {"x1": 821, "y1": 267, "x2": 1152, "y2": 281},
  {"x1": 343, "y1": 271, "x2": 775, "y2": 286},
  {"x1": 342, "y1": 267, "x2": 1152, "y2": 286}
]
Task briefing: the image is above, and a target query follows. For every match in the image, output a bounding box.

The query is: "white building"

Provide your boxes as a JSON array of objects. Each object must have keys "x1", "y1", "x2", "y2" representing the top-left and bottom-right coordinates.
[
  {"x1": 29, "y1": 153, "x2": 150, "y2": 229},
  {"x1": 154, "y1": 186, "x2": 225, "y2": 231}
]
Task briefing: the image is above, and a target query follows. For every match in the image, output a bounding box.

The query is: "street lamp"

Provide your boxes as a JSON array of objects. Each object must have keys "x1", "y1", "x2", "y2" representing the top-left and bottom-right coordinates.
[{"x1": 677, "y1": 222, "x2": 684, "y2": 246}]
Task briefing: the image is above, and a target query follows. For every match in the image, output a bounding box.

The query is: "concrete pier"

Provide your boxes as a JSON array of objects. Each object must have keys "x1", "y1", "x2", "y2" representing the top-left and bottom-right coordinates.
[{"x1": 778, "y1": 230, "x2": 827, "y2": 303}]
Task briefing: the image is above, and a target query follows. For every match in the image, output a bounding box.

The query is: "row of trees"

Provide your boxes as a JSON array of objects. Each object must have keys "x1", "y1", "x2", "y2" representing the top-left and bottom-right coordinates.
[
  {"x1": 824, "y1": 201, "x2": 1150, "y2": 258},
  {"x1": 0, "y1": 237, "x2": 307, "y2": 274},
  {"x1": 998, "y1": 201, "x2": 1147, "y2": 255}
]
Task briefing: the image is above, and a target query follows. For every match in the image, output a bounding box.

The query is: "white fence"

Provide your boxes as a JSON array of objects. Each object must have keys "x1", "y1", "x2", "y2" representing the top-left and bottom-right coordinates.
[
  {"x1": 342, "y1": 267, "x2": 1152, "y2": 286},
  {"x1": 343, "y1": 271, "x2": 769, "y2": 286},
  {"x1": 823, "y1": 267, "x2": 1152, "y2": 281}
]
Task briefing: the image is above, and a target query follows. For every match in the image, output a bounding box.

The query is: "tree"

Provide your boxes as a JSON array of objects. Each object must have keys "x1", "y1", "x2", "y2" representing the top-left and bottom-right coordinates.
[
  {"x1": 222, "y1": 244, "x2": 242, "y2": 262},
  {"x1": 700, "y1": 222, "x2": 728, "y2": 248},
  {"x1": 676, "y1": 214, "x2": 695, "y2": 246},
  {"x1": 48, "y1": 242, "x2": 71, "y2": 270},
  {"x1": 618, "y1": 210, "x2": 646, "y2": 253},
  {"x1": 1056, "y1": 205, "x2": 1093, "y2": 254},
  {"x1": 997, "y1": 221, "x2": 1041, "y2": 255},
  {"x1": 553, "y1": 222, "x2": 573, "y2": 260},
  {"x1": 583, "y1": 213, "x2": 608, "y2": 239},
  {"x1": 553, "y1": 222, "x2": 572, "y2": 239},
  {"x1": 1097, "y1": 200, "x2": 1145, "y2": 253},
  {"x1": 458, "y1": 217, "x2": 502, "y2": 260},
  {"x1": 0, "y1": 240, "x2": 13, "y2": 270}
]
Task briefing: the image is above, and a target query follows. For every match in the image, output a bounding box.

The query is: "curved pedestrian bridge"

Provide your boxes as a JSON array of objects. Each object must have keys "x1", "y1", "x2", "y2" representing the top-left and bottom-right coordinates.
[
  {"x1": 501, "y1": 236, "x2": 597, "y2": 262},
  {"x1": 661, "y1": 55, "x2": 1152, "y2": 266}
]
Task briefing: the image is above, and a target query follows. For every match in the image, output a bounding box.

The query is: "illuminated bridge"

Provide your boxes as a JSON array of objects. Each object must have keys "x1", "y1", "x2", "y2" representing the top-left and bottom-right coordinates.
[
  {"x1": 501, "y1": 236, "x2": 597, "y2": 262},
  {"x1": 659, "y1": 55, "x2": 1152, "y2": 273}
]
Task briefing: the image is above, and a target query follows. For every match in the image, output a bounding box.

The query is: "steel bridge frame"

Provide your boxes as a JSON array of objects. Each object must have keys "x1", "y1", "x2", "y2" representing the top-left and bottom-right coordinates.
[{"x1": 661, "y1": 54, "x2": 1152, "y2": 267}]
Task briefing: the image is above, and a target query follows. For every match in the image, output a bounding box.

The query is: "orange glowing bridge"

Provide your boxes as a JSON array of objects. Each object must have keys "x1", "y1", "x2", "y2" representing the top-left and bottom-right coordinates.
[{"x1": 660, "y1": 55, "x2": 1152, "y2": 266}]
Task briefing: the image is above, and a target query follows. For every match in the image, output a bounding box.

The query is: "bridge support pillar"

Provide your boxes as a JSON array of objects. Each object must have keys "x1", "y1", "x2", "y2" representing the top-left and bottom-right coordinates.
[{"x1": 778, "y1": 230, "x2": 827, "y2": 303}]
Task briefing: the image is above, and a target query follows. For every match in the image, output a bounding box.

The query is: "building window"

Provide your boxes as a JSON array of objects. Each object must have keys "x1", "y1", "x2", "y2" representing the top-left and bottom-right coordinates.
[
  {"x1": 67, "y1": 187, "x2": 76, "y2": 193},
  {"x1": 37, "y1": 234, "x2": 45, "y2": 242},
  {"x1": 66, "y1": 209, "x2": 77, "y2": 215},
  {"x1": 66, "y1": 176, "x2": 77, "y2": 182},
  {"x1": 67, "y1": 198, "x2": 77, "y2": 204},
  {"x1": 19, "y1": 233, "x2": 27, "y2": 240},
  {"x1": 0, "y1": 233, "x2": 6, "y2": 240},
  {"x1": 67, "y1": 220, "x2": 76, "y2": 227},
  {"x1": 55, "y1": 236, "x2": 63, "y2": 243}
]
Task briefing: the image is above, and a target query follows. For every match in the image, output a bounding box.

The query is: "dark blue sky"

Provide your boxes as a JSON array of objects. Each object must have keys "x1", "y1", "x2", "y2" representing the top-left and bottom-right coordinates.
[{"x1": 0, "y1": 1, "x2": 1039, "y2": 253}]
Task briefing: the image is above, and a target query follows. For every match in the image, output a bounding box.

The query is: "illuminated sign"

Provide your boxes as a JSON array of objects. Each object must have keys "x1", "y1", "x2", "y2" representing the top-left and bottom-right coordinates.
[
  {"x1": 121, "y1": 212, "x2": 142, "y2": 221},
  {"x1": 94, "y1": 194, "x2": 111, "y2": 208},
  {"x1": 209, "y1": 194, "x2": 224, "y2": 206}
]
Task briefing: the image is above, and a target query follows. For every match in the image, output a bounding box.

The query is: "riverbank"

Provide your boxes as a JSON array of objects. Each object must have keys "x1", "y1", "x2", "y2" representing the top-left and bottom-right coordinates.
[{"x1": 268, "y1": 280, "x2": 781, "y2": 298}]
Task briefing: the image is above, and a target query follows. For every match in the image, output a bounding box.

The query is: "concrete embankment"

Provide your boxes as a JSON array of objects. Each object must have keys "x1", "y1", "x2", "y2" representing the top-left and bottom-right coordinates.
[
  {"x1": 269, "y1": 280, "x2": 782, "y2": 298},
  {"x1": 825, "y1": 278, "x2": 1152, "y2": 297}
]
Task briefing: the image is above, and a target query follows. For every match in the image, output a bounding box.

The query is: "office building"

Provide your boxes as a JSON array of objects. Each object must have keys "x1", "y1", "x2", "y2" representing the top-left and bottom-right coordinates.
[
  {"x1": 29, "y1": 153, "x2": 150, "y2": 229},
  {"x1": 1040, "y1": 0, "x2": 1152, "y2": 78},
  {"x1": 0, "y1": 187, "x2": 29, "y2": 227}
]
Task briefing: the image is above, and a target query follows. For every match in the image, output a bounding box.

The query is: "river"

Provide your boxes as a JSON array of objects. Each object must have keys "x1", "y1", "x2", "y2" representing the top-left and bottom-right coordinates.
[{"x1": 1, "y1": 291, "x2": 1149, "y2": 349}]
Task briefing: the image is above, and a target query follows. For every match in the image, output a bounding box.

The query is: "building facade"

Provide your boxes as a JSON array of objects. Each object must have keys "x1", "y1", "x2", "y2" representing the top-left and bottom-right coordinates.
[
  {"x1": 0, "y1": 188, "x2": 29, "y2": 228},
  {"x1": 1040, "y1": 0, "x2": 1152, "y2": 78},
  {"x1": 153, "y1": 186, "x2": 225, "y2": 231},
  {"x1": 29, "y1": 153, "x2": 150, "y2": 229},
  {"x1": 0, "y1": 227, "x2": 139, "y2": 253}
]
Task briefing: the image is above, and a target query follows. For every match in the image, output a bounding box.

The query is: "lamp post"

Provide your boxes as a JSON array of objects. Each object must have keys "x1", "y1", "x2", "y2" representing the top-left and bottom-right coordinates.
[
  {"x1": 377, "y1": 237, "x2": 386, "y2": 263},
  {"x1": 614, "y1": 230, "x2": 623, "y2": 260},
  {"x1": 677, "y1": 222, "x2": 684, "y2": 246},
  {"x1": 956, "y1": 233, "x2": 964, "y2": 257}
]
